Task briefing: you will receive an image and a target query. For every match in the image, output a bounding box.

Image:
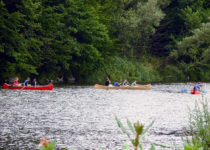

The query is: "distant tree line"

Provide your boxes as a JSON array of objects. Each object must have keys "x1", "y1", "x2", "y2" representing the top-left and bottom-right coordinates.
[{"x1": 0, "y1": 0, "x2": 209, "y2": 84}]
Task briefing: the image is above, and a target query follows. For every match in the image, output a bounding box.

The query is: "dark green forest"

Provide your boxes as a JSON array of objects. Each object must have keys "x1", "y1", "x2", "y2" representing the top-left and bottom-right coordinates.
[{"x1": 0, "y1": 0, "x2": 210, "y2": 84}]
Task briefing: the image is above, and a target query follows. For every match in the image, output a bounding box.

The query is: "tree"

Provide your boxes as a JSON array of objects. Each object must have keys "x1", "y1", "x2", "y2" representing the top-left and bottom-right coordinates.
[
  {"x1": 169, "y1": 21, "x2": 210, "y2": 80},
  {"x1": 113, "y1": 0, "x2": 164, "y2": 57},
  {"x1": 0, "y1": 0, "x2": 38, "y2": 81},
  {"x1": 150, "y1": 0, "x2": 210, "y2": 57},
  {"x1": 62, "y1": 0, "x2": 113, "y2": 82}
]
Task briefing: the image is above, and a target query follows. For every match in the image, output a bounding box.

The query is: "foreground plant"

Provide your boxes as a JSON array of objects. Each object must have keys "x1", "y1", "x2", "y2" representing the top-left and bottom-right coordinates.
[
  {"x1": 185, "y1": 99, "x2": 210, "y2": 150},
  {"x1": 115, "y1": 116, "x2": 167, "y2": 150},
  {"x1": 38, "y1": 138, "x2": 56, "y2": 150},
  {"x1": 184, "y1": 144, "x2": 203, "y2": 150}
]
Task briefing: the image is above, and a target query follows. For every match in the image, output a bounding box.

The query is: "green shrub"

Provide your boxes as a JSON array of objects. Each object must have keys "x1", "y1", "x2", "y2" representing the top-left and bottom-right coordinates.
[
  {"x1": 185, "y1": 99, "x2": 210, "y2": 150},
  {"x1": 86, "y1": 56, "x2": 162, "y2": 84}
]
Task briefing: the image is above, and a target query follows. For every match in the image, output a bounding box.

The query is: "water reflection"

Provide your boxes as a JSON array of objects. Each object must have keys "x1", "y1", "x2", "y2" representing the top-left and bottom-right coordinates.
[{"x1": 0, "y1": 83, "x2": 209, "y2": 149}]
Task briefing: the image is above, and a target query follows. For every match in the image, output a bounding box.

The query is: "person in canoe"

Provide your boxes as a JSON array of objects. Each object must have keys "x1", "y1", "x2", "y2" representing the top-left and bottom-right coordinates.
[
  {"x1": 13, "y1": 77, "x2": 21, "y2": 86},
  {"x1": 114, "y1": 80, "x2": 119, "y2": 87},
  {"x1": 31, "y1": 78, "x2": 37, "y2": 86},
  {"x1": 105, "y1": 76, "x2": 111, "y2": 86},
  {"x1": 122, "y1": 80, "x2": 129, "y2": 87},
  {"x1": 24, "y1": 77, "x2": 31, "y2": 87},
  {"x1": 131, "y1": 80, "x2": 137, "y2": 87},
  {"x1": 193, "y1": 82, "x2": 202, "y2": 91}
]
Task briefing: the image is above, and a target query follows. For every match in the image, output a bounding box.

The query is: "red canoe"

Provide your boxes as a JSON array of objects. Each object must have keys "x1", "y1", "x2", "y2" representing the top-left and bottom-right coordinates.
[
  {"x1": 2, "y1": 83, "x2": 54, "y2": 90},
  {"x1": 191, "y1": 90, "x2": 201, "y2": 94}
]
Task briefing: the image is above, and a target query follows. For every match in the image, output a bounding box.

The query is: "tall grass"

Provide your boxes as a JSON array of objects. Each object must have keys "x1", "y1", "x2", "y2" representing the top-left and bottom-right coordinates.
[{"x1": 185, "y1": 98, "x2": 210, "y2": 150}]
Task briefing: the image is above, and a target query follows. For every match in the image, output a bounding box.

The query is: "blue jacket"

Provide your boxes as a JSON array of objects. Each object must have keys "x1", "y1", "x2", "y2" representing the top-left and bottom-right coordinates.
[
  {"x1": 24, "y1": 80, "x2": 28, "y2": 86},
  {"x1": 114, "y1": 82, "x2": 119, "y2": 87},
  {"x1": 194, "y1": 83, "x2": 202, "y2": 91}
]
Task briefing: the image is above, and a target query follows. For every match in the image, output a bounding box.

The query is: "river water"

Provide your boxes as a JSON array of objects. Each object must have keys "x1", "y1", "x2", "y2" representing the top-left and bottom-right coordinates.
[{"x1": 0, "y1": 83, "x2": 209, "y2": 150}]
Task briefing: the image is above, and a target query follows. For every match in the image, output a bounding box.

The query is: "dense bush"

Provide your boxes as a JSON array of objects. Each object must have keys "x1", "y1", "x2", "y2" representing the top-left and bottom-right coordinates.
[{"x1": 85, "y1": 56, "x2": 162, "y2": 84}]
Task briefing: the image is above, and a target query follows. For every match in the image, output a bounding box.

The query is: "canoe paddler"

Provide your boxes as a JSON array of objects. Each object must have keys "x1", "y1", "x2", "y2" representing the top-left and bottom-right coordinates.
[
  {"x1": 105, "y1": 76, "x2": 111, "y2": 86},
  {"x1": 131, "y1": 80, "x2": 137, "y2": 86},
  {"x1": 31, "y1": 78, "x2": 37, "y2": 86},
  {"x1": 193, "y1": 82, "x2": 202, "y2": 91},
  {"x1": 114, "y1": 80, "x2": 119, "y2": 87},
  {"x1": 13, "y1": 77, "x2": 21, "y2": 86},
  {"x1": 24, "y1": 77, "x2": 31, "y2": 87},
  {"x1": 122, "y1": 80, "x2": 130, "y2": 87}
]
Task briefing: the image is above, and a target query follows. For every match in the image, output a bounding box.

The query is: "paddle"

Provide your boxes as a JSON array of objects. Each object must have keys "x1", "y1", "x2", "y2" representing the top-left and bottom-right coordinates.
[
  {"x1": 19, "y1": 82, "x2": 26, "y2": 90},
  {"x1": 20, "y1": 86, "x2": 25, "y2": 90},
  {"x1": 181, "y1": 88, "x2": 188, "y2": 93},
  {"x1": 202, "y1": 90, "x2": 207, "y2": 93},
  {"x1": 181, "y1": 88, "x2": 207, "y2": 93},
  {"x1": 201, "y1": 84, "x2": 207, "y2": 93}
]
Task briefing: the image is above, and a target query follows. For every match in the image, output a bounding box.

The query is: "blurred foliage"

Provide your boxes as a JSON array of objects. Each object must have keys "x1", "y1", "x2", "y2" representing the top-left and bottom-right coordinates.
[{"x1": 38, "y1": 138, "x2": 56, "y2": 150}]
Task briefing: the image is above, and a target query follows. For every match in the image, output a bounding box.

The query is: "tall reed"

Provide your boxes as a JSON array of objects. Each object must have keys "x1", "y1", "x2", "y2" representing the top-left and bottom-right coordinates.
[{"x1": 185, "y1": 98, "x2": 210, "y2": 150}]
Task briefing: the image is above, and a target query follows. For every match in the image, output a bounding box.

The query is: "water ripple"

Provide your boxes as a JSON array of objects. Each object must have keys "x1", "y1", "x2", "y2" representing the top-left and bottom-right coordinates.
[{"x1": 0, "y1": 83, "x2": 209, "y2": 149}]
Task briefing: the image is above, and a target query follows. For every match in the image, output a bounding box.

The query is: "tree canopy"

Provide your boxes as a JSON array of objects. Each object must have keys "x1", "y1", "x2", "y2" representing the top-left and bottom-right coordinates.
[{"x1": 0, "y1": 0, "x2": 210, "y2": 84}]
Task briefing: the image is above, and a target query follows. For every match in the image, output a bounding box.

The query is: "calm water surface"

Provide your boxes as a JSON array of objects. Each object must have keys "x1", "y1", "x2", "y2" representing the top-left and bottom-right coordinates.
[{"x1": 0, "y1": 83, "x2": 209, "y2": 150}]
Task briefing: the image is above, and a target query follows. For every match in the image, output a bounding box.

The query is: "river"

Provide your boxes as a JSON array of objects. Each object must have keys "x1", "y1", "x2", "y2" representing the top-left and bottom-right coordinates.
[{"x1": 0, "y1": 83, "x2": 209, "y2": 150}]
